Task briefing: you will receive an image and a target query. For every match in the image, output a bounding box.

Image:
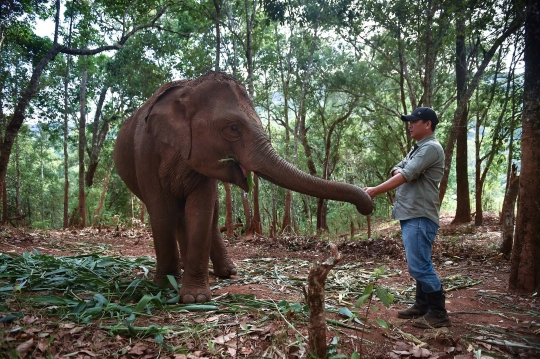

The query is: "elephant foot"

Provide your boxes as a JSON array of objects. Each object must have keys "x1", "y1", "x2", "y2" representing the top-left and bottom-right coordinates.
[
  {"x1": 211, "y1": 259, "x2": 237, "y2": 278},
  {"x1": 180, "y1": 286, "x2": 212, "y2": 303}
]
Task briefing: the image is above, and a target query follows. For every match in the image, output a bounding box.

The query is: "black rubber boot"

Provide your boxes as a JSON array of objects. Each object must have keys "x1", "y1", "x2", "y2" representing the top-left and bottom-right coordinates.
[
  {"x1": 412, "y1": 289, "x2": 452, "y2": 328},
  {"x1": 397, "y1": 282, "x2": 428, "y2": 319}
]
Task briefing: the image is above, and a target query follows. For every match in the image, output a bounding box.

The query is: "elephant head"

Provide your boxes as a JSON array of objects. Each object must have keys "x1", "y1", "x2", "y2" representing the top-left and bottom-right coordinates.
[{"x1": 143, "y1": 72, "x2": 373, "y2": 215}]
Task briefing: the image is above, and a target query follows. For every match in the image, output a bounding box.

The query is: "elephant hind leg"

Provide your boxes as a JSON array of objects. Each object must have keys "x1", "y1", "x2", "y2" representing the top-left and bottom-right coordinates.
[{"x1": 210, "y1": 198, "x2": 237, "y2": 278}]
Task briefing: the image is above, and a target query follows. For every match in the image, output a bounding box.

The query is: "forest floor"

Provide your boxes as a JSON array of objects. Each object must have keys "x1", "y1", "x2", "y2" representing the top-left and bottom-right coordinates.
[{"x1": 0, "y1": 212, "x2": 539, "y2": 359}]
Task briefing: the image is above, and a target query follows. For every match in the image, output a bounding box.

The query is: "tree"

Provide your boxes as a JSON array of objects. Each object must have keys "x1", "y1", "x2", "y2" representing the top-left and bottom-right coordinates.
[
  {"x1": 0, "y1": 0, "x2": 168, "y2": 222},
  {"x1": 452, "y1": 0, "x2": 471, "y2": 224},
  {"x1": 438, "y1": 1, "x2": 525, "y2": 205},
  {"x1": 509, "y1": 0, "x2": 540, "y2": 294}
]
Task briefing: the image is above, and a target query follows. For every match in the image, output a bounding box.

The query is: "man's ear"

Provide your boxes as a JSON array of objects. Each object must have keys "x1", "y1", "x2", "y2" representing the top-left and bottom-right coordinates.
[{"x1": 143, "y1": 84, "x2": 192, "y2": 160}]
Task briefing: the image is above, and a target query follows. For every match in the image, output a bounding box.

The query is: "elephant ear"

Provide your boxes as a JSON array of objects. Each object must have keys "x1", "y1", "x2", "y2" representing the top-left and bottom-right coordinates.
[{"x1": 142, "y1": 81, "x2": 193, "y2": 160}]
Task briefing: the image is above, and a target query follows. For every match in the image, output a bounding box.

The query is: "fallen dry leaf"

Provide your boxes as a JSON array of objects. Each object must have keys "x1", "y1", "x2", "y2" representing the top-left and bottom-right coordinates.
[
  {"x1": 129, "y1": 342, "x2": 148, "y2": 355},
  {"x1": 16, "y1": 338, "x2": 33, "y2": 355}
]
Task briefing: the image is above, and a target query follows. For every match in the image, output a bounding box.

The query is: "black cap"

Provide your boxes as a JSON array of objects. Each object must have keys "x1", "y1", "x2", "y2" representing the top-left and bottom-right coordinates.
[{"x1": 401, "y1": 107, "x2": 439, "y2": 126}]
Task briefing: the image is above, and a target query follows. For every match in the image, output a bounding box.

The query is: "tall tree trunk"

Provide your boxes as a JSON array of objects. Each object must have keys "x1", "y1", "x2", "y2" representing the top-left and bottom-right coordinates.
[
  {"x1": 78, "y1": 67, "x2": 88, "y2": 228},
  {"x1": 15, "y1": 137, "x2": 21, "y2": 217},
  {"x1": 92, "y1": 161, "x2": 113, "y2": 226},
  {"x1": 509, "y1": 0, "x2": 540, "y2": 294},
  {"x1": 241, "y1": 191, "x2": 251, "y2": 235},
  {"x1": 316, "y1": 198, "x2": 328, "y2": 232},
  {"x1": 63, "y1": 0, "x2": 74, "y2": 229},
  {"x1": 63, "y1": 68, "x2": 70, "y2": 228},
  {"x1": 452, "y1": 0, "x2": 471, "y2": 224},
  {"x1": 85, "y1": 85, "x2": 110, "y2": 187},
  {"x1": 250, "y1": 175, "x2": 262, "y2": 235},
  {"x1": 39, "y1": 126, "x2": 45, "y2": 223},
  {"x1": 244, "y1": 0, "x2": 255, "y2": 96},
  {"x1": 243, "y1": 0, "x2": 261, "y2": 235},
  {"x1": 500, "y1": 164, "x2": 519, "y2": 258},
  {"x1": 224, "y1": 183, "x2": 234, "y2": 238},
  {"x1": 139, "y1": 202, "x2": 146, "y2": 223},
  {"x1": 2, "y1": 180, "x2": 6, "y2": 223},
  {"x1": 282, "y1": 190, "x2": 292, "y2": 233},
  {"x1": 276, "y1": 24, "x2": 295, "y2": 235},
  {"x1": 213, "y1": 0, "x2": 221, "y2": 72}
]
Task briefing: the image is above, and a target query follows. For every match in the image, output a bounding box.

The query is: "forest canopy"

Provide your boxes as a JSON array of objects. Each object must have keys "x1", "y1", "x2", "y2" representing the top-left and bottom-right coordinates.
[{"x1": 0, "y1": 0, "x2": 526, "y2": 235}]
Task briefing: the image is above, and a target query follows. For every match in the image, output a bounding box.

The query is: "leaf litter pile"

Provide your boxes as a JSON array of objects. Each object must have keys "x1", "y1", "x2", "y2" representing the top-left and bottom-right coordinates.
[{"x1": 0, "y1": 213, "x2": 539, "y2": 359}]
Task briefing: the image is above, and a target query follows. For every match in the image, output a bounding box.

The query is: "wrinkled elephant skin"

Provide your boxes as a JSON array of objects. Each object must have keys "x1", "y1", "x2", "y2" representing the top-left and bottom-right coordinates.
[{"x1": 113, "y1": 72, "x2": 373, "y2": 303}]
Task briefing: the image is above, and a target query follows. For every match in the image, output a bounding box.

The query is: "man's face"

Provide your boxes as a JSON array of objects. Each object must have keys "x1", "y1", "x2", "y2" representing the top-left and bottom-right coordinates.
[{"x1": 408, "y1": 119, "x2": 433, "y2": 141}]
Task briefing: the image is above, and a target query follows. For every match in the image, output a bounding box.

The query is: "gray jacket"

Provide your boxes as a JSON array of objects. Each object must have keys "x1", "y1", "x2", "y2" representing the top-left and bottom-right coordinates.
[{"x1": 390, "y1": 134, "x2": 445, "y2": 225}]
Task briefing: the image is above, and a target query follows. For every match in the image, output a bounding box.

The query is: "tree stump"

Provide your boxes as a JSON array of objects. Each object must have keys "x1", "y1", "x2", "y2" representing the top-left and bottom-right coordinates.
[{"x1": 307, "y1": 243, "x2": 342, "y2": 358}]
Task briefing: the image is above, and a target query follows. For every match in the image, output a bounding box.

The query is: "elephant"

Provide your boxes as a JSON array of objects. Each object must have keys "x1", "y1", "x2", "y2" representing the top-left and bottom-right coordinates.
[{"x1": 113, "y1": 72, "x2": 373, "y2": 304}]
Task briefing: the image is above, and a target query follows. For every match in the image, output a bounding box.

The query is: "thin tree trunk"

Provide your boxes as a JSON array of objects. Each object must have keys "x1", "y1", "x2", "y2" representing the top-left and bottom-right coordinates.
[
  {"x1": 63, "y1": 72, "x2": 70, "y2": 228},
  {"x1": 224, "y1": 182, "x2": 234, "y2": 238},
  {"x1": 39, "y1": 126, "x2": 45, "y2": 223},
  {"x1": 213, "y1": 0, "x2": 221, "y2": 71},
  {"x1": 93, "y1": 161, "x2": 113, "y2": 226},
  {"x1": 250, "y1": 175, "x2": 262, "y2": 235},
  {"x1": 15, "y1": 137, "x2": 21, "y2": 217},
  {"x1": 509, "y1": 0, "x2": 540, "y2": 294},
  {"x1": 276, "y1": 24, "x2": 294, "y2": 235},
  {"x1": 282, "y1": 190, "x2": 292, "y2": 233},
  {"x1": 78, "y1": 66, "x2": 87, "y2": 228},
  {"x1": 139, "y1": 202, "x2": 146, "y2": 223},
  {"x1": 500, "y1": 164, "x2": 519, "y2": 258},
  {"x1": 244, "y1": 0, "x2": 255, "y2": 97},
  {"x1": 241, "y1": 191, "x2": 252, "y2": 236},
  {"x1": 85, "y1": 85, "x2": 109, "y2": 187},
  {"x1": 63, "y1": 1, "x2": 74, "y2": 229},
  {"x1": 1, "y1": 180, "x2": 6, "y2": 223},
  {"x1": 452, "y1": 0, "x2": 471, "y2": 224}
]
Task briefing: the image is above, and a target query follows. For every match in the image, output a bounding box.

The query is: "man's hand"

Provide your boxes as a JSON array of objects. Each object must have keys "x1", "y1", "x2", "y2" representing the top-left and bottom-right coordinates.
[{"x1": 364, "y1": 187, "x2": 379, "y2": 199}]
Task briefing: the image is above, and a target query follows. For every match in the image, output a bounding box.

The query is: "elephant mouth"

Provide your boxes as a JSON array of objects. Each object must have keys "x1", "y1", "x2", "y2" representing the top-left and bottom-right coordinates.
[{"x1": 220, "y1": 157, "x2": 250, "y2": 191}]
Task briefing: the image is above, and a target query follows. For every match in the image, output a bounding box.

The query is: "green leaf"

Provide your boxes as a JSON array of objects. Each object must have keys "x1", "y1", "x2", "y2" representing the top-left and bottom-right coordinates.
[
  {"x1": 26, "y1": 296, "x2": 68, "y2": 305},
  {"x1": 376, "y1": 318, "x2": 389, "y2": 329},
  {"x1": 375, "y1": 286, "x2": 394, "y2": 308},
  {"x1": 337, "y1": 307, "x2": 354, "y2": 318},
  {"x1": 363, "y1": 283, "x2": 374, "y2": 296},
  {"x1": 134, "y1": 294, "x2": 154, "y2": 313},
  {"x1": 166, "y1": 275, "x2": 179, "y2": 291},
  {"x1": 351, "y1": 352, "x2": 361, "y2": 359},
  {"x1": 356, "y1": 293, "x2": 371, "y2": 307}
]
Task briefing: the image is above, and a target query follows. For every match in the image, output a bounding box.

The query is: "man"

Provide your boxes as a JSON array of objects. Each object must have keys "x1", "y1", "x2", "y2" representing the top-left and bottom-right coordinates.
[{"x1": 364, "y1": 107, "x2": 451, "y2": 328}]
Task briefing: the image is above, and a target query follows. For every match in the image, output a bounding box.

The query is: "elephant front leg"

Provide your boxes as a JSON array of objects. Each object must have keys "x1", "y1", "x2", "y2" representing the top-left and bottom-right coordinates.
[
  {"x1": 147, "y1": 204, "x2": 182, "y2": 286},
  {"x1": 210, "y1": 198, "x2": 237, "y2": 278},
  {"x1": 181, "y1": 185, "x2": 215, "y2": 303}
]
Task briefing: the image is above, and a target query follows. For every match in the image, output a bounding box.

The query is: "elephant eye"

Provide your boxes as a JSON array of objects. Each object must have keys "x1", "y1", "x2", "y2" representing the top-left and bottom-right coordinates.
[{"x1": 223, "y1": 123, "x2": 242, "y2": 141}]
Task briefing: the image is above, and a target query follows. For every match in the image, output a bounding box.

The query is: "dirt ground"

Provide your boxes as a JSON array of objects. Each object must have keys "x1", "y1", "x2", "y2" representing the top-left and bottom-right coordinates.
[{"x1": 0, "y1": 212, "x2": 539, "y2": 358}]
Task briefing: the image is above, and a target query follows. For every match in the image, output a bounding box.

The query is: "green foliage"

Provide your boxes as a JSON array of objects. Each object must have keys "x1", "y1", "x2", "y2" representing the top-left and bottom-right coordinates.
[{"x1": 0, "y1": 0, "x2": 522, "y2": 232}]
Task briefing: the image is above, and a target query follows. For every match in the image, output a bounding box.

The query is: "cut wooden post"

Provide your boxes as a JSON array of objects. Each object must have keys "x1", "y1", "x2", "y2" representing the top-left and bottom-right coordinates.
[{"x1": 307, "y1": 243, "x2": 342, "y2": 358}]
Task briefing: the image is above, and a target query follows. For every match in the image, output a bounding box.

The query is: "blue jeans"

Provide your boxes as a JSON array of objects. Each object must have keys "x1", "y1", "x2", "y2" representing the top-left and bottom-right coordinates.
[{"x1": 400, "y1": 217, "x2": 442, "y2": 293}]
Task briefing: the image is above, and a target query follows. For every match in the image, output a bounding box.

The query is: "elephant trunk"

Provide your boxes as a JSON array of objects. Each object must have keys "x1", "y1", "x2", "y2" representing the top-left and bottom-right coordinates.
[{"x1": 249, "y1": 138, "x2": 373, "y2": 216}]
